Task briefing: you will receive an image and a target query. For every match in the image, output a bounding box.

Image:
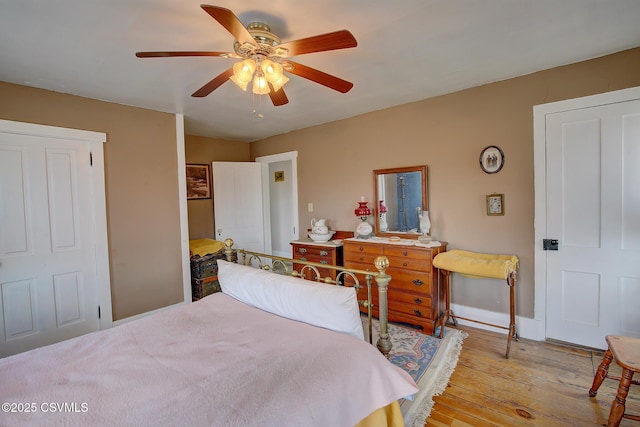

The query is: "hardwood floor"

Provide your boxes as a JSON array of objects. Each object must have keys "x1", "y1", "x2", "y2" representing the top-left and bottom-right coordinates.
[{"x1": 426, "y1": 325, "x2": 640, "y2": 426}]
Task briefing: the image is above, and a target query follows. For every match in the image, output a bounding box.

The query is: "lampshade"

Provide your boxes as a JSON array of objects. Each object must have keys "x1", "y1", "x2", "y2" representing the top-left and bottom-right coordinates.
[
  {"x1": 260, "y1": 59, "x2": 282, "y2": 81},
  {"x1": 269, "y1": 74, "x2": 289, "y2": 92},
  {"x1": 252, "y1": 73, "x2": 270, "y2": 95},
  {"x1": 354, "y1": 201, "x2": 371, "y2": 217},
  {"x1": 230, "y1": 59, "x2": 256, "y2": 91}
]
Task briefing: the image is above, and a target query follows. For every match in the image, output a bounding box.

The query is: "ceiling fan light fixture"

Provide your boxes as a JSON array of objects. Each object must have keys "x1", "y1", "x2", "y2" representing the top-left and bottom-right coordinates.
[
  {"x1": 260, "y1": 59, "x2": 289, "y2": 92},
  {"x1": 261, "y1": 59, "x2": 282, "y2": 81},
  {"x1": 230, "y1": 59, "x2": 256, "y2": 90},
  {"x1": 229, "y1": 75, "x2": 249, "y2": 91},
  {"x1": 252, "y1": 73, "x2": 270, "y2": 95}
]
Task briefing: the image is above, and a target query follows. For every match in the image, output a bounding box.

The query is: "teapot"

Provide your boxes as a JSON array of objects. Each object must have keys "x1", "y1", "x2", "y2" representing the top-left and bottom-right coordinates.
[{"x1": 311, "y1": 218, "x2": 329, "y2": 235}]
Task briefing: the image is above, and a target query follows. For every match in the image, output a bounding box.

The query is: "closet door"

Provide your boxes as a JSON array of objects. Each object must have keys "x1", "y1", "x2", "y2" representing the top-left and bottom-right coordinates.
[
  {"x1": 0, "y1": 120, "x2": 110, "y2": 357},
  {"x1": 544, "y1": 99, "x2": 640, "y2": 348}
]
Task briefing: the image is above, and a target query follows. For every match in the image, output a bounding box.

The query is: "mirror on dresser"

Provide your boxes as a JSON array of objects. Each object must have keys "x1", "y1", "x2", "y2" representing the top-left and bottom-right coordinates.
[{"x1": 373, "y1": 165, "x2": 428, "y2": 239}]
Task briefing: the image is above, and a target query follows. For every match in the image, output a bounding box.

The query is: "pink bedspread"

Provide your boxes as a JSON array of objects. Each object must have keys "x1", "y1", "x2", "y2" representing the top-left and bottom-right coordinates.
[{"x1": 0, "y1": 293, "x2": 417, "y2": 426}]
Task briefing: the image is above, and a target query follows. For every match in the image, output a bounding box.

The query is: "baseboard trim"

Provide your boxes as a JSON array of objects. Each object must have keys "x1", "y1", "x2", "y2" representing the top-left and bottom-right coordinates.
[
  {"x1": 450, "y1": 303, "x2": 544, "y2": 341},
  {"x1": 112, "y1": 301, "x2": 187, "y2": 327}
]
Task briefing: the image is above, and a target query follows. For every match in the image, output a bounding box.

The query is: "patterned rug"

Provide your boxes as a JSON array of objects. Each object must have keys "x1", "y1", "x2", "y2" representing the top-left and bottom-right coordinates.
[{"x1": 363, "y1": 319, "x2": 468, "y2": 427}]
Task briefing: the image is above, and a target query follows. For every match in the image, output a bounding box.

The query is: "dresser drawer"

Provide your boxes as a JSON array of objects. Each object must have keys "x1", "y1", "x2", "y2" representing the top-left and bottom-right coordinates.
[
  {"x1": 386, "y1": 255, "x2": 430, "y2": 272},
  {"x1": 344, "y1": 251, "x2": 379, "y2": 265},
  {"x1": 387, "y1": 268, "x2": 432, "y2": 293},
  {"x1": 294, "y1": 252, "x2": 333, "y2": 263},
  {"x1": 293, "y1": 245, "x2": 334, "y2": 258},
  {"x1": 384, "y1": 246, "x2": 432, "y2": 261}
]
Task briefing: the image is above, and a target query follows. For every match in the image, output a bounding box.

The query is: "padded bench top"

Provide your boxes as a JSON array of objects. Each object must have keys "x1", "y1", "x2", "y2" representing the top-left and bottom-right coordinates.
[{"x1": 433, "y1": 249, "x2": 518, "y2": 280}]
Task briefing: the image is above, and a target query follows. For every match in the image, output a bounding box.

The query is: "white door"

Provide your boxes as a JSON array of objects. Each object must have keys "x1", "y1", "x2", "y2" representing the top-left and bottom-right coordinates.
[
  {"x1": 0, "y1": 126, "x2": 107, "y2": 357},
  {"x1": 544, "y1": 98, "x2": 640, "y2": 348},
  {"x1": 212, "y1": 162, "x2": 269, "y2": 253}
]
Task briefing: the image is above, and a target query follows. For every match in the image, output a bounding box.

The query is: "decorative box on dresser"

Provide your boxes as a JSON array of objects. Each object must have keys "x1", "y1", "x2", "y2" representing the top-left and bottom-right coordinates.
[{"x1": 343, "y1": 238, "x2": 447, "y2": 335}]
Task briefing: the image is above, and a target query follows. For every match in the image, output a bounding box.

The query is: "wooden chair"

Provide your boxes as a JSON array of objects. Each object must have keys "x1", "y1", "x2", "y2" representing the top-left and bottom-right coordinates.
[{"x1": 589, "y1": 335, "x2": 640, "y2": 426}]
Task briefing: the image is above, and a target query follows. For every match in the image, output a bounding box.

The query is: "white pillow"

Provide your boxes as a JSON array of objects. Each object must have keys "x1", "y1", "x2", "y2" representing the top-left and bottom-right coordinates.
[{"x1": 217, "y1": 260, "x2": 364, "y2": 340}]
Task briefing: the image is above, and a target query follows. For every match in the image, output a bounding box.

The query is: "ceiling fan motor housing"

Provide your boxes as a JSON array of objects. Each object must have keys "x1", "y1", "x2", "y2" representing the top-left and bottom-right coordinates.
[{"x1": 233, "y1": 22, "x2": 289, "y2": 62}]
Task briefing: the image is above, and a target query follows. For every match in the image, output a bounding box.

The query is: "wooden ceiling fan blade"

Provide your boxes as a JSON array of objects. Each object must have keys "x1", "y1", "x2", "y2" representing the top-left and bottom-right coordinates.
[
  {"x1": 192, "y1": 67, "x2": 234, "y2": 97},
  {"x1": 283, "y1": 61, "x2": 353, "y2": 93},
  {"x1": 201, "y1": 5, "x2": 257, "y2": 47},
  {"x1": 136, "y1": 51, "x2": 229, "y2": 58},
  {"x1": 277, "y1": 30, "x2": 357, "y2": 57},
  {"x1": 268, "y1": 85, "x2": 289, "y2": 106}
]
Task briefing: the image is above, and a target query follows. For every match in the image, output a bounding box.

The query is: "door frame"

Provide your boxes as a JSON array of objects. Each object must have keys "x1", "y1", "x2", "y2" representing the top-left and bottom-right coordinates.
[
  {"x1": 256, "y1": 151, "x2": 299, "y2": 252},
  {"x1": 0, "y1": 119, "x2": 113, "y2": 329},
  {"x1": 533, "y1": 86, "x2": 640, "y2": 340}
]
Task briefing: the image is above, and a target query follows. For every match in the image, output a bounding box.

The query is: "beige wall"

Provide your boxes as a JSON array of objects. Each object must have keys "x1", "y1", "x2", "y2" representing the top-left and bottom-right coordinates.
[
  {"x1": 185, "y1": 134, "x2": 251, "y2": 239},
  {"x1": 0, "y1": 82, "x2": 183, "y2": 320},
  {"x1": 4, "y1": 47, "x2": 637, "y2": 323},
  {"x1": 249, "y1": 48, "x2": 640, "y2": 319}
]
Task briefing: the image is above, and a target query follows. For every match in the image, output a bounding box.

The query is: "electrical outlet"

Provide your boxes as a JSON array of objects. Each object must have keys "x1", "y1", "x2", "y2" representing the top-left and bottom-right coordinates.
[{"x1": 308, "y1": 203, "x2": 313, "y2": 212}]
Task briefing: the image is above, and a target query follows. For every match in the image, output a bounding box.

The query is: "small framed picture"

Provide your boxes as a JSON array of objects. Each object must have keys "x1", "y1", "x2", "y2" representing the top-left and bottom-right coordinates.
[
  {"x1": 486, "y1": 193, "x2": 504, "y2": 216},
  {"x1": 480, "y1": 145, "x2": 505, "y2": 174},
  {"x1": 186, "y1": 164, "x2": 211, "y2": 200},
  {"x1": 274, "y1": 171, "x2": 285, "y2": 182}
]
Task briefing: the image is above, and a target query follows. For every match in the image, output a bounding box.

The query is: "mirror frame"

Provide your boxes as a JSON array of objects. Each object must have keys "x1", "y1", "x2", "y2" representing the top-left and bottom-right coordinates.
[{"x1": 373, "y1": 165, "x2": 428, "y2": 239}]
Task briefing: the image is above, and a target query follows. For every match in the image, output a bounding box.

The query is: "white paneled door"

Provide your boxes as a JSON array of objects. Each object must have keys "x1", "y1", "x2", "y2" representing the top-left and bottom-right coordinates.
[
  {"x1": 212, "y1": 161, "x2": 269, "y2": 253},
  {"x1": 544, "y1": 98, "x2": 640, "y2": 348},
  {"x1": 0, "y1": 122, "x2": 109, "y2": 357}
]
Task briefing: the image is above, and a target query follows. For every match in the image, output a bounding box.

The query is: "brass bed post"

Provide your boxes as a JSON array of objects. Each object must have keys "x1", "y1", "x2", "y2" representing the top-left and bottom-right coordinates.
[
  {"x1": 224, "y1": 238, "x2": 235, "y2": 262},
  {"x1": 373, "y1": 256, "x2": 392, "y2": 358}
]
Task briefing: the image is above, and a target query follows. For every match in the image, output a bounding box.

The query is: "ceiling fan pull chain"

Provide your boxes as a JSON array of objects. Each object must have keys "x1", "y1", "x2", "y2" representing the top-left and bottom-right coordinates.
[{"x1": 252, "y1": 91, "x2": 264, "y2": 119}]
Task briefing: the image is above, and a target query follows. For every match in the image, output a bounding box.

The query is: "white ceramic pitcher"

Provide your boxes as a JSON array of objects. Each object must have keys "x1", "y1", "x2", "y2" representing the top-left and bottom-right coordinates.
[{"x1": 311, "y1": 218, "x2": 329, "y2": 234}]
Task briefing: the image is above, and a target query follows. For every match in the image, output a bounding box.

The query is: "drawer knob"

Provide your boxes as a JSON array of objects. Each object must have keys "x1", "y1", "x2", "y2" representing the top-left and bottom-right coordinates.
[
  {"x1": 413, "y1": 309, "x2": 423, "y2": 317},
  {"x1": 320, "y1": 250, "x2": 328, "y2": 256},
  {"x1": 412, "y1": 279, "x2": 424, "y2": 286},
  {"x1": 402, "y1": 262, "x2": 408, "y2": 267},
  {"x1": 299, "y1": 248, "x2": 307, "y2": 254},
  {"x1": 414, "y1": 297, "x2": 423, "y2": 304},
  {"x1": 359, "y1": 257, "x2": 364, "y2": 261},
  {"x1": 403, "y1": 250, "x2": 408, "y2": 256},
  {"x1": 359, "y1": 246, "x2": 364, "y2": 252}
]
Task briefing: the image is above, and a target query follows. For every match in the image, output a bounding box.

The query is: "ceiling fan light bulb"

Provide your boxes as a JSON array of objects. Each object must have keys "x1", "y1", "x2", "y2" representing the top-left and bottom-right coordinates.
[
  {"x1": 233, "y1": 59, "x2": 256, "y2": 83},
  {"x1": 261, "y1": 59, "x2": 284, "y2": 84},
  {"x1": 252, "y1": 75, "x2": 270, "y2": 95}
]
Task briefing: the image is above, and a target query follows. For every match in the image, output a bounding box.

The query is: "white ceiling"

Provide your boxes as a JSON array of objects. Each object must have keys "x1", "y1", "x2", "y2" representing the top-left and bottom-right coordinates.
[{"x1": 1, "y1": 1, "x2": 639, "y2": 142}]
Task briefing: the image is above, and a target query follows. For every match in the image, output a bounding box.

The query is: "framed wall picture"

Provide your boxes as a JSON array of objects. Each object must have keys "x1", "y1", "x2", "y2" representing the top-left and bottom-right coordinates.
[
  {"x1": 186, "y1": 164, "x2": 211, "y2": 200},
  {"x1": 479, "y1": 145, "x2": 505, "y2": 174},
  {"x1": 486, "y1": 193, "x2": 504, "y2": 216}
]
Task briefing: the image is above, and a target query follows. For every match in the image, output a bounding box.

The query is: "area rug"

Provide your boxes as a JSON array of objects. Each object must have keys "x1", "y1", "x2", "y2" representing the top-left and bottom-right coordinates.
[{"x1": 363, "y1": 318, "x2": 467, "y2": 427}]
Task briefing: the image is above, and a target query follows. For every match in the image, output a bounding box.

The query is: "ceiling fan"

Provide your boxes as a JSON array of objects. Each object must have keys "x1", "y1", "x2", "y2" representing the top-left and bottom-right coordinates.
[{"x1": 135, "y1": 5, "x2": 358, "y2": 107}]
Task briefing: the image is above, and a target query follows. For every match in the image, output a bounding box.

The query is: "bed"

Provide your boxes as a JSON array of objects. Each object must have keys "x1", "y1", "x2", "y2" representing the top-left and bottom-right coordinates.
[{"x1": 0, "y1": 238, "x2": 417, "y2": 427}]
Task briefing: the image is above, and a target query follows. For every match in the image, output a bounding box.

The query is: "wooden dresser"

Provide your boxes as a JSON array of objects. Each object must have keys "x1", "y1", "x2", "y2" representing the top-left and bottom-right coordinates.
[
  {"x1": 343, "y1": 238, "x2": 447, "y2": 335},
  {"x1": 290, "y1": 239, "x2": 344, "y2": 281}
]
